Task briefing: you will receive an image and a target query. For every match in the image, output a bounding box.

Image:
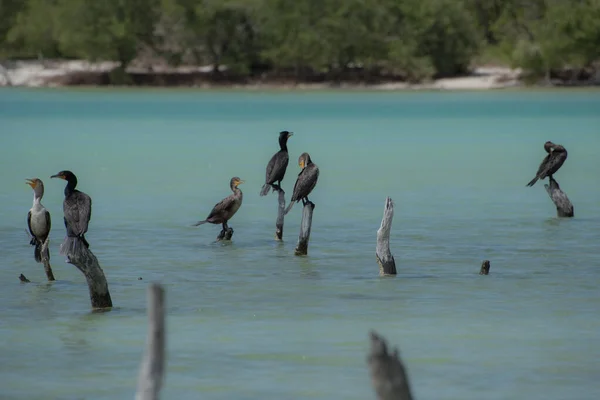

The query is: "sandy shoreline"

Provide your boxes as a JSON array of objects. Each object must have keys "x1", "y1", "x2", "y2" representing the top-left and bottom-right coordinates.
[{"x1": 0, "y1": 59, "x2": 530, "y2": 91}]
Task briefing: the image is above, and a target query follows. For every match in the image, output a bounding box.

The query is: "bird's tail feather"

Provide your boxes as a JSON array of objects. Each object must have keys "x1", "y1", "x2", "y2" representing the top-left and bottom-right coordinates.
[
  {"x1": 259, "y1": 184, "x2": 271, "y2": 197},
  {"x1": 526, "y1": 176, "x2": 539, "y2": 187},
  {"x1": 192, "y1": 220, "x2": 208, "y2": 227},
  {"x1": 60, "y1": 236, "x2": 88, "y2": 258},
  {"x1": 34, "y1": 241, "x2": 42, "y2": 263},
  {"x1": 284, "y1": 201, "x2": 295, "y2": 215}
]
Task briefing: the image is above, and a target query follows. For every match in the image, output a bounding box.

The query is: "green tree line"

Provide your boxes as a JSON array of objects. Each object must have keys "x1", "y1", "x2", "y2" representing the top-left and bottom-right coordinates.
[{"x1": 1, "y1": 0, "x2": 599, "y2": 82}]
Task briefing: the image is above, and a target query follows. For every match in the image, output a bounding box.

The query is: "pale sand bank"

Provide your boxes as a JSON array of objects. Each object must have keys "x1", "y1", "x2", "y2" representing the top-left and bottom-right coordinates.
[{"x1": 0, "y1": 60, "x2": 523, "y2": 90}]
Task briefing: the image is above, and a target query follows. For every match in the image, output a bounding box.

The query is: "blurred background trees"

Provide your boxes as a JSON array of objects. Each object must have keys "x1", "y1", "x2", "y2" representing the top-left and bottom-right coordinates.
[{"x1": 1, "y1": 0, "x2": 598, "y2": 83}]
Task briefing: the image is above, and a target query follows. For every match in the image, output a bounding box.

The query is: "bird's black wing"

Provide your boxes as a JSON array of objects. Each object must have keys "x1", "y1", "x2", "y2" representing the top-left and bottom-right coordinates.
[
  {"x1": 265, "y1": 151, "x2": 289, "y2": 184},
  {"x1": 534, "y1": 153, "x2": 552, "y2": 178},
  {"x1": 291, "y1": 165, "x2": 319, "y2": 202},
  {"x1": 27, "y1": 211, "x2": 34, "y2": 238},
  {"x1": 207, "y1": 194, "x2": 236, "y2": 219},
  {"x1": 541, "y1": 151, "x2": 567, "y2": 179},
  {"x1": 45, "y1": 209, "x2": 51, "y2": 235}
]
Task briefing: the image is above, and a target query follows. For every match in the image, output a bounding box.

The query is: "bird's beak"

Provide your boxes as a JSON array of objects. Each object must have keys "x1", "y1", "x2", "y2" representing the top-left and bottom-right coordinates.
[
  {"x1": 50, "y1": 174, "x2": 63, "y2": 180},
  {"x1": 238, "y1": 180, "x2": 245, "y2": 185},
  {"x1": 287, "y1": 132, "x2": 293, "y2": 138},
  {"x1": 25, "y1": 179, "x2": 36, "y2": 188},
  {"x1": 299, "y1": 160, "x2": 305, "y2": 169}
]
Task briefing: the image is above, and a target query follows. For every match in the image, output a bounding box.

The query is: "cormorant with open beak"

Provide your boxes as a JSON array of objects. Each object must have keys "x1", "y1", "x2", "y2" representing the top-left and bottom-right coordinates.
[{"x1": 26, "y1": 178, "x2": 51, "y2": 263}]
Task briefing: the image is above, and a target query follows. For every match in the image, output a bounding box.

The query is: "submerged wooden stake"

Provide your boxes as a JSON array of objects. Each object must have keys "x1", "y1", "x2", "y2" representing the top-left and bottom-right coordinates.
[
  {"x1": 275, "y1": 188, "x2": 286, "y2": 241},
  {"x1": 376, "y1": 197, "x2": 397, "y2": 276},
  {"x1": 136, "y1": 283, "x2": 166, "y2": 400},
  {"x1": 41, "y1": 238, "x2": 55, "y2": 281},
  {"x1": 294, "y1": 201, "x2": 315, "y2": 256},
  {"x1": 479, "y1": 260, "x2": 491, "y2": 275},
  {"x1": 367, "y1": 330, "x2": 413, "y2": 400},
  {"x1": 544, "y1": 176, "x2": 574, "y2": 218},
  {"x1": 64, "y1": 243, "x2": 112, "y2": 309}
]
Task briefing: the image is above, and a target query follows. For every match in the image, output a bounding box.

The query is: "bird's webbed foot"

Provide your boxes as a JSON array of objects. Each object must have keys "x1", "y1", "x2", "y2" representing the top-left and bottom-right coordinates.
[{"x1": 29, "y1": 237, "x2": 37, "y2": 246}]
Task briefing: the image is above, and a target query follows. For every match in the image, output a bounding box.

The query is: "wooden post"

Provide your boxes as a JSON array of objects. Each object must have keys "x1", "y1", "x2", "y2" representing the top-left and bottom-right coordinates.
[
  {"x1": 376, "y1": 197, "x2": 397, "y2": 276},
  {"x1": 294, "y1": 201, "x2": 315, "y2": 256},
  {"x1": 41, "y1": 238, "x2": 55, "y2": 281},
  {"x1": 217, "y1": 226, "x2": 234, "y2": 241},
  {"x1": 367, "y1": 330, "x2": 413, "y2": 400},
  {"x1": 64, "y1": 244, "x2": 113, "y2": 309},
  {"x1": 275, "y1": 188, "x2": 286, "y2": 241},
  {"x1": 479, "y1": 260, "x2": 490, "y2": 275},
  {"x1": 544, "y1": 176, "x2": 574, "y2": 217},
  {"x1": 19, "y1": 274, "x2": 31, "y2": 283},
  {"x1": 136, "y1": 283, "x2": 166, "y2": 400}
]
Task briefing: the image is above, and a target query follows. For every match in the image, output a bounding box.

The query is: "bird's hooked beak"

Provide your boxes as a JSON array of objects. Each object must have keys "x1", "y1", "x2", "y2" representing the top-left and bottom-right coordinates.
[
  {"x1": 236, "y1": 179, "x2": 245, "y2": 187},
  {"x1": 25, "y1": 178, "x2": 37, "y2": 188},
  {"x1": 287, "y1": 132, "x2": 293, "y2": 138},
  {"x1": 50, "y1": 173, "x2": 65, "y2": 180}
]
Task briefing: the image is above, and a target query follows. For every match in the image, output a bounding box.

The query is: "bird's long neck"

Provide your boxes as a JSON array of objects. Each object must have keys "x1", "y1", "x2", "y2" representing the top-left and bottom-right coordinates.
[
  {"x1": 279, "y1": 137, "x2": 288, "y2": 152},
  {"x1": 32, "y1": 192, "x2": 42, "y2": 206},
  {"x1": 231, "y1": 184, "x2": 240, "y2": 194},
  {"x1": 64, "y1": 177, "x2": 77, "y2": 196}
]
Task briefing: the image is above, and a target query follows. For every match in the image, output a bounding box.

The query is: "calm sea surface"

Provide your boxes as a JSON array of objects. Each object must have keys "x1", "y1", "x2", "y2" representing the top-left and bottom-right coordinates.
[{"x1": 0, "y1": 88, "x2": 599, "y2": 400}]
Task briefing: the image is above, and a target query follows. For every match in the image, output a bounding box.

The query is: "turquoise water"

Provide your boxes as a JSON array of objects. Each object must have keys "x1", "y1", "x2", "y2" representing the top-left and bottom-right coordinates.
[{"x1": 1, "y1": 88, "x2": 599, "y2": 399}]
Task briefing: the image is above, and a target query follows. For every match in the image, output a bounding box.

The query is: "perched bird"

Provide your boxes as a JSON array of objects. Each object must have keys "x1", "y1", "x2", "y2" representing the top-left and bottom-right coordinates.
[
  {"x1": 26, "y1": 178, "x2": 51, "y2": 263},
  {"x1": 284, "y1": 152, "x2": 319, "y2": 215},
  {"x1": 193, "y1": 177, "x2": 244, "y2": 233},
  {"x1": 260, "y1": 130, "x2": 293, "y2": 196},
  {"x1": 50, "y1": 170, "x2": 92, "y2": 256},
  {"x1": 526, "y1": 141, "x2": 568, "y2": 187}
]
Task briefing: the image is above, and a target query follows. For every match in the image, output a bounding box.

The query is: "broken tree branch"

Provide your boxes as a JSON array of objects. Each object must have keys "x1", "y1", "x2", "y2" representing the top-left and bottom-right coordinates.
[
  {"x1": 376, "y1": 197, "x2": 397, "y2": 276},
  {"x1": 294, "y1": 201, "x2": 315, "y2": 256},
  {"x1": 544, "y1": 176, "x2": 574, "y2": 218},
  {"x1": 41, "y1": 238, "x2": 55, "y2": 281},
  {"x1": 65, "y1": 243, "x2": 112, "y2": 309},
  {"x1": 136, "y1": 283, "x2": 166, "y2": 400},
  {"x1": 367, "y1": 330, "x2": 413, "y2": 400}
]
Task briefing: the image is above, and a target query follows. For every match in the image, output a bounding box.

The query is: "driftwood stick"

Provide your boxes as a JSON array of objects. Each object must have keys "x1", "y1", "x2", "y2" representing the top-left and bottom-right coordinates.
[
  {"x1": 41, "y1": 238, "x2": 55, "y2": 281},
  {"x1": 275, "y1": 188, "x2": 286, "y2": 241},
  {"x1": 136, "y1": 283, "x2": 166, "y2": 400},
  {"x1": 376, "y1": 197, "x2": 397, "y2": 276},
  {"x1": 65, "y1": 244, "x2": 112, "y2": 309},
  {"x1": 294, "y1": 201, "x2": 315, "y2": 256},
  {"x1": 479, "y1": 260, "x2": 490, "y2": 275},
  {"x1": 367, "y1": 330, "x2": 413, "y2": 400},
  {"x1": 544, "y1": 176, "x2": 574, "y2": 217}
]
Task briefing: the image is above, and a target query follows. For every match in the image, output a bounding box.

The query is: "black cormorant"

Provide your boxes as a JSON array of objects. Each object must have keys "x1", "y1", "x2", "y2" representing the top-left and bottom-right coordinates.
[
  {"x1": 26, "y1": 178, "x2": 51, "y2": 263},
  {"x1": 260, "y1": 130, "x2": 293, "y2": 196},
  {"x1": 284, "y1": 152, "x2": 319, "y2": 215},
  {"x1": 526, "y1": 141, "x2": 568, "y2": 187},
  {"x1": 50, "y1": 170, "x2": 92, "y2": 255},
  {"x1": 193, "y1": 177, "x2": 244, "y2": 232}
]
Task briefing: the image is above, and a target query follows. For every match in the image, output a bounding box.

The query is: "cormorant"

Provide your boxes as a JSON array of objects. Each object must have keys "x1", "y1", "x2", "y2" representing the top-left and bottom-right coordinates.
[
  {"x1": 284, "y1": 152, "x2": 319, "y2": 215},
  {"x1": 260, "y1": 131, "x2": 293, "y2": 196},
  {"x1": 50, "y1": 170, "x2": 92, "y2": 255},
  {"x1": 526, "y1": 141, "x2": 567, "y2": 187},
  {"x1": 193, "y1": 177, "x2": 244, "y2": 233},
  {"x1": 26, "y1": 178, "x2": 51, "y2": 263}
]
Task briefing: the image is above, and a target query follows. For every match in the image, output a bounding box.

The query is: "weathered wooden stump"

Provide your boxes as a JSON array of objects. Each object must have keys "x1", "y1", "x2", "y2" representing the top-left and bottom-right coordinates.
[
  {"x1": 19, "y1": 274, "x2": 30, "y2": 283},
  {"x1": 294, "y1": 201, "x2": 315, "y2": 256},
  {"x1": 64, "y1": 241, "x2": 112, "y2": 309},
  {"x1": 216, "y1": 226, "x2": 234, "y2": 241},
  {"x1": 544, "y1": 176, "x2": 574, "y2": 217},
  {"x1": 479, "y1": 260, "x2": 490, "y2": 275},
  {"x1": 40, "y1": 238, "x2": 55, "y2": 281},
  {"x1": 376, "y1": 197, "x2": 397, "y2": 276},
  {"x1": 136, "y1": 283, "x2": 166, "y2": 400},
  {"x1": 367, "y1": 330, "x2": 413, "y2": 400},
  {"x1": 275, "y1": 188, "x2": 286, "y2": 241}
]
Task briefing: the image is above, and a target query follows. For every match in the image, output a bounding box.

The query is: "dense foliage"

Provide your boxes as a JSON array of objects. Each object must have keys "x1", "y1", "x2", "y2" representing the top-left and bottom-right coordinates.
[{"x1": 1, "y1": 0, "x2": 598, "y2": 82}]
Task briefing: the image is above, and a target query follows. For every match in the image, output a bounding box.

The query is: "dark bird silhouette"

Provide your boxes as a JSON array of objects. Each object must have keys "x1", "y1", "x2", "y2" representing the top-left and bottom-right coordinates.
[
  {"x1": 193, "y1": 177, "x2": 244, "y2": 233},
  {"x1": 51, "y1": 170, "x2": 92, "y2": 256},
  {"x1": 26, "y1": 178, "x2": 51, "y2": 263},
  {"x1": 284, "y1": 152, "x2": 319, "y2": 215},
  {"x1": 526, "y1": 141, "x2": 567, "y2": 187},
  {"x1": 260, "y1": 131, "x2": 293, "y2": 196}
]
